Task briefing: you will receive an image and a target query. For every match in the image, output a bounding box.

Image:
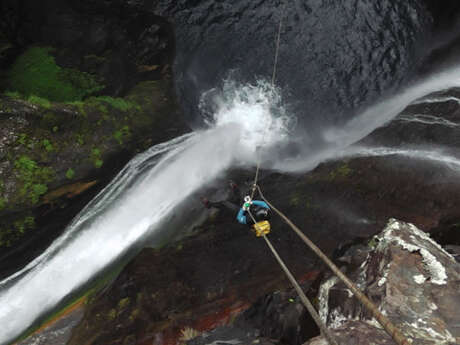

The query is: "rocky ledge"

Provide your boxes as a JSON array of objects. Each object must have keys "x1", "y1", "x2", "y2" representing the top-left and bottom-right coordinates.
[
  {"x1": 0, "y1": 0, "x2": 189, "y2": 276},
  {"x1": 307, "y1": 219, "x2": 460, "y2": 345},
  {"x1": 25, "y1": 87, "x2": 460, "y2": 345}
]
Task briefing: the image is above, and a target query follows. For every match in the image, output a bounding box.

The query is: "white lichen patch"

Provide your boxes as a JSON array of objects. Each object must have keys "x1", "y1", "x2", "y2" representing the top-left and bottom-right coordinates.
[
  {"x1": 377, "y1": 266, "x2": 390, "y2": 287},
  {"x1": 407, "y1": 318, "x2": 456, "y2": 344},
  {"x1": 318, "y1": 276, "x2": 339, "y2": 323},
  {"x1": 381, "y1": 219, "x2": 448, "y2": 285},
  {"x1": 328, "y1": 308, "x2": 350, "y2": 329},
  {"x1": 413, "y1": 274, "x2": 426, "y2": 284},
  {"x1": 345, "y1": 288, "x2": 353, "y2": 298},
  {"x1": 366, "y1": 317, "x2": 383, "y2": 329},
  {"x1": 429, "y1": 302, "x2": 438, "y2": 311},
  {"x1": 408, "y1": 223, "x2": 456, "y2": 262}
]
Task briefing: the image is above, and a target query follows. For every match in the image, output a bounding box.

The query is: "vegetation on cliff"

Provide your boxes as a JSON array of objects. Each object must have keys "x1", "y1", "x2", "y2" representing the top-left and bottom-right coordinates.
[
  {"x1": 7, "y1": 47, "x2": 103, "y2": 102},
  {"x1": 0, "y1": 43, "x2": 184, "y2": 250}
]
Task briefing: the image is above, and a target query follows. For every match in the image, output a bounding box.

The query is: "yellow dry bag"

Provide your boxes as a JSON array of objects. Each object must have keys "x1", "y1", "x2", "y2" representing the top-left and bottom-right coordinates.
[{"x1": 252, "y1": 220, "x2": 271, "y2": 237}]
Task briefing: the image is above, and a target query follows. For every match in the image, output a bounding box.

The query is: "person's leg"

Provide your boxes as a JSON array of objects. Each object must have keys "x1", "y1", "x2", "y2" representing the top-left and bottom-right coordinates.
[
  {"x1": 221, "y1": 200, "x2": 239, "y2": 212},
  {"x1": 201, "y1": 197, "x2": 239, "y2": 212},
  {"x1": 229, "y1": 181, "x2": 243, "y2": 204}
]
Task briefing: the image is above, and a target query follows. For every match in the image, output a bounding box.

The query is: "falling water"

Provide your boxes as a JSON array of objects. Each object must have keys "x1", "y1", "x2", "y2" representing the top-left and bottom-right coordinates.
[
  {"x1": 344, "y1": 147, "x2": 460, "y2": 172},
  {"x1": 3, "y1": 63, "x2": 460, "y2": 343},
  {"x1": 275, "y1": 66, "x2": 460, "y2": 172},
  {"x1": 0, "y1": 80, "x2": 291, "y2": 345}
]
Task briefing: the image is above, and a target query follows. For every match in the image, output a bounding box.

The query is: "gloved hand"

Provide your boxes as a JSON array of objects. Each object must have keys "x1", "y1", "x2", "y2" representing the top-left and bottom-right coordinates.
[{"x1": 243, "y1": 202, "x2": 251, "y2": 211}]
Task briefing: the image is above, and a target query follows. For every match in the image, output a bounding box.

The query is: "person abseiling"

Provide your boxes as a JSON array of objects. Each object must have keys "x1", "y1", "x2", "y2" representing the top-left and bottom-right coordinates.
[
  {"x1": 200, "y1": 183, "x2": 271, "y2": 236},
  {"x1": 237, "y1": 195, "x2": 271, "y2": 225}
]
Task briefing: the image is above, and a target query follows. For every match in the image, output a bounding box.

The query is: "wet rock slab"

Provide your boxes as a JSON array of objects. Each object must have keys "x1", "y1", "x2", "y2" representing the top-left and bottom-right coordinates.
[
  {"x1": 64, "y1": 89, "x2": 460, "y2": 345},
  {"x1": 17, "y1": 304, "x2": 84, "y2": 345}
]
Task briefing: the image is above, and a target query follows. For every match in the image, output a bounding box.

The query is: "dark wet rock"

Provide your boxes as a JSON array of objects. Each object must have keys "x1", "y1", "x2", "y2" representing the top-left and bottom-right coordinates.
[
  {"x1": 0, "y1": 0, "x2": 175, "y2": 96},
  {"x1": 151, "y1": 0, "x2": 434, "y2": 124},
  {"x1": 307, "y1": 219, "x2": 460, "y2": 345},
  {"x1": 193, "y1": 285, "x2": 322, "y2": 345},
  {"x1": 0, "y1": 78, "x2": 187, "y2": 275},
  {"x1": 66, "y1": 149, "x2": 460, "y2": 345},
  {"x1": 186, "y1": 325, "x2": 279, "y2": 345},
  {"x1": 18, "y1": 303, "x2": 84, "y2": 345},
  {"x1": 66, "y1": 219, "x2": 322, "y2": 345},
  {"x1": 65, "y1": 88, "x2": 460, "y2": 344},
  {"x1": 360, "y1": 87, "x2": 460, "y2": 150},
  {"x1": 0, "y1": 0, "x2": 190, "y2": 274},
  {"x1": 445, "y1": 245, "x2": 460, "y2": 262}
]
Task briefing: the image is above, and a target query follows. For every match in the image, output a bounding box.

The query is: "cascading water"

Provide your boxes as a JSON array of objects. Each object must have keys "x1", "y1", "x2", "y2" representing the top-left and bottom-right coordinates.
[
  {"x1": 2, "y1": 68, "x2": 460, "y2": 345},
  {"x1": 342, "y1": 147, "x2": 460, "y2": 172},
  {"x1": 0, "y1": 81, "x2": 291, "y2": 345},
  {"x1": 273, "y1": 66, "x2": 460, "y2": 172}
]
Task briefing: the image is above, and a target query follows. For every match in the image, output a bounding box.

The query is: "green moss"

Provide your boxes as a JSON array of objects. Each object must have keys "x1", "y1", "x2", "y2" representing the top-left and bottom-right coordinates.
[
  {"x1": 4, "y1": 91, "x2": 21, "y2": 99},
  {"x1": 94, "y1": 159, "x2": 103, "y2": 169},
  {"x1": 129, "y1": 309, "x2": 140, "y2": 321},
  {"x1": 76, "y1": 134, "x2": 85, "y2": 146},
  {"x1": 118, "y1": 297, "x2": 130, "y2": 310},
  {"x1": 107, "y1": 309, "x2": 117, "y2": 320},
  {"x1": 7, "y1": 46, "x2": 103, "y2": 102},
  {"x1": 17, "y1": 133, "x2": 28, "y2": 146},
  {"x1": 14, "y1": 216, "x2": 35, "y2": 234},
  {"x1": 97, "y1": 104, "x2": 108, "y2": 114},
  {"x1": 42, "y1": 112, "x2": 58, "y2": 126},
  {"x1": 290, "y1": 194, "x2": 300, "y2": 207},
  {"x1": 42, "y1": 139, "x2": 54, "y2": 152},
  {"x1": 67, "y1": 101, "x2": 87, "y2": 117},
  {"x1": 92, "y1": 96, "x2": 138, "y2": 111},
  {"x1": 329, "y1": 163, "x2": 353, "y2": 180},
  {"x1": 90, "y1": 148, "x2": 104, "y2": 169},
  {"x1": 0, "y1": 215, "x2": 35, "y2": 248},
  {"x1": 14, "y1": 155, "x2": 54, "y2": 204},
  {"x1": 113, "y1": 125, "x2": 131, "y2": 145},
  {"x1": 27, "y1": 95, "x2": 51, "y2": 108},
  {"x1": 66, "y1": 168, "x2": 75, "y2": 180}
]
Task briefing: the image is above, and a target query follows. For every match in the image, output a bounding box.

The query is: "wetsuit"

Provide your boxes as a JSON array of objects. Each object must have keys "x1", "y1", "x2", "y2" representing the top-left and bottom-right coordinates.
[{"x1": 236, "y1": 200, "x2": 270, "y2": 225}]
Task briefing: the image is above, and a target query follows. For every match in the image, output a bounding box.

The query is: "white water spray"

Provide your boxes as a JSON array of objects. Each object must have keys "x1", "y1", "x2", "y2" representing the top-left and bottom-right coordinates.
[
  {"x1": 2, "y1": 64, "x2": 460, "y2": 343},
  {"x1": 276, "y1": 66, "x2": 460, "y2": 172},
  {"x1": 0, "y1": 80, "x2": 290, "y2": 345},
  {"x1": 324, "y1": 67, "x2": 460, "y2": 147},
  {"x1": 344, "y1": 146, "x2": 460, "y2": 172},
  {"x1": 396, "y1": 114, "x2": 459, "y2": 127}
]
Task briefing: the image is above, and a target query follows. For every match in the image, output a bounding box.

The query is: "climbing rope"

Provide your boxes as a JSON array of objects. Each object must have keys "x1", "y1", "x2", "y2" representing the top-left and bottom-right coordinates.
[
  {"x1": 254, "y1": 186, "x2": 413, "y2": 345},
  {"x1": 247, "y1": 210, "x2": 339, "y2": 345},
  {"x1": 251, "y1": 6, "x2": 284, "y2": 199},
  {"x1": 246, "y1": 5, "x2": 411, "y2": 345}
]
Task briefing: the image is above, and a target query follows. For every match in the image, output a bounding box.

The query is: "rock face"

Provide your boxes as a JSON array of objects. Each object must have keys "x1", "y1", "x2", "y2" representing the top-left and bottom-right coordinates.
[
  {"x1": 63, "y1": 87, "x2": 460, "y2": 345},
  {"x1": 0, "y1": 0, "x2": 175, "y2": 96},
  {"x1": 0, "y1": 0, "x2": 189, "y2": 272},
  {"x1": 152, "y1": 0, "x2": 433, "y2": 124},
  {"x1": 65, "y1": 221, "x2": 322, "y2": 345},
  {"x1": 308, "y1": 219, "x2": 460, "y2": 345}
]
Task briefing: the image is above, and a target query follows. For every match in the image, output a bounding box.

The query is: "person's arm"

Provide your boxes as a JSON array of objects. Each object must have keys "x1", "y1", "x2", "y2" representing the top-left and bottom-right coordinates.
[
  {"x1": 252, "y1": 200, "x2": 269, "y2": 209},
  {"x1": 236, "y1": 208, "x2": 247, "y2": 224}
]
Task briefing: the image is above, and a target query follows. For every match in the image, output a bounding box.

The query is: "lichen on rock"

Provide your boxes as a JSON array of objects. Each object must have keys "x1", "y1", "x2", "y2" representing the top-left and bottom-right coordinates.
[{"x1": 308, "y1": 219, "x2": 460, "y2": 345}]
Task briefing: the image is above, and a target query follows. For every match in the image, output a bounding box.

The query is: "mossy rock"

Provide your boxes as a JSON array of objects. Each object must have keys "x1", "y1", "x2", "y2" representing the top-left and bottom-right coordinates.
[
  {"x1": 0, "y1": 213, "x2": 35, "y2": 248},
  {"x1": 6, "y1": 46, "x2": 103, "y2": 102},
  {"x1": 0, "y1": 76, "x2": 186, "y2": 250}
]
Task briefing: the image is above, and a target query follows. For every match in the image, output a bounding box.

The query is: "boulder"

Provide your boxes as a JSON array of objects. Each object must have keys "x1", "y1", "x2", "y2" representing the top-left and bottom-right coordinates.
[{"x1": 307, "y1": 219, "x2": 460, "y2": 345}]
